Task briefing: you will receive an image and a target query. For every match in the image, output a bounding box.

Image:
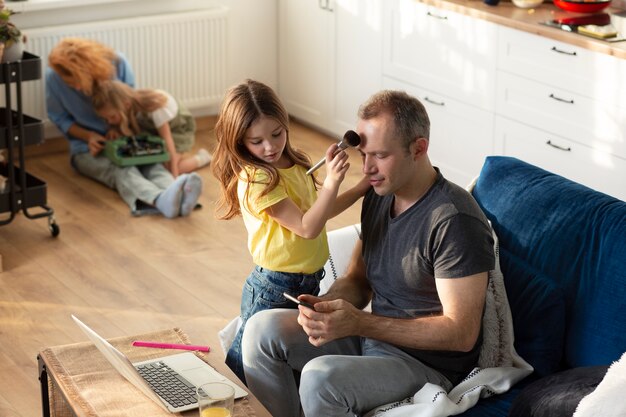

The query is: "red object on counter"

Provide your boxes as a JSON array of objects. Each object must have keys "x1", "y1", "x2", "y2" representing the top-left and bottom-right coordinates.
[
  {"x1": 554, "y1": 13, "x2": 611, "y2": 26},
  {"x1": 553, "y1": 0, "x2": 611, "y2": 13}
]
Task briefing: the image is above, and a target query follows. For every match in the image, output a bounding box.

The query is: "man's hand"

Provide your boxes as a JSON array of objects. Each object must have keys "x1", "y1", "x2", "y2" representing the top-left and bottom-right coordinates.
[
  {"x1": 296, "y1": 296, "x2": 363, "y2": 347},
  {"x1": 87, "y1": 132, "x2": 107, "y2": 156}
]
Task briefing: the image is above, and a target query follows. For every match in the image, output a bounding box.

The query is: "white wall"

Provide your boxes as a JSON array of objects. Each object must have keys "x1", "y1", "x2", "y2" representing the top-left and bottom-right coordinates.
[{"x1": 12, "y1": 0, "x2": 278, "y2": 116}]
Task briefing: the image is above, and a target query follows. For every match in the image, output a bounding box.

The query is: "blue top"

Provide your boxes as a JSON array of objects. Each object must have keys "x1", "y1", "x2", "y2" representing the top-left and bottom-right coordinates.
[{"x1": 45, "y1": 52, "x2": 135, "y2": 155}]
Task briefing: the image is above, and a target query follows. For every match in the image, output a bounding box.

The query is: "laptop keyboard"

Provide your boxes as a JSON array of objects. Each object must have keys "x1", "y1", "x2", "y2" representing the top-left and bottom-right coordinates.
[{"x1": 136, "y1": 361, "x2": 198, "y2": 409}]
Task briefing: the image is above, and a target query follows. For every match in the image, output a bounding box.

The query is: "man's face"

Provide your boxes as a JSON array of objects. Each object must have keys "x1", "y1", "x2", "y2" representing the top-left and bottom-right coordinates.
[{"x1": 356, "y1": 115, "x2": 415, "y2": 197}]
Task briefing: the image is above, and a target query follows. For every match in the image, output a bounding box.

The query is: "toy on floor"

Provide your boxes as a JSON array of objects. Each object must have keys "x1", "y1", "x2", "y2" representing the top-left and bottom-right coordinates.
[{"x1": 105, "y1": 134, "x2": 170, "y2": 166}]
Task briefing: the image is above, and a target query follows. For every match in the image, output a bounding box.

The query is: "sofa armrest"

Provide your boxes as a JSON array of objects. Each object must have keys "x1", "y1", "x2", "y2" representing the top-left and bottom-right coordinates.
[{"x1": 320, "y1": 224, "x2": 361, "y2": 295}]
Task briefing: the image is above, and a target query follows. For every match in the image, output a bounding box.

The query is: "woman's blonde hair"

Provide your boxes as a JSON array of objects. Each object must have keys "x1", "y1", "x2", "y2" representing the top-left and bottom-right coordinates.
[
  {"x1": 91, "y1": 80, "x2": 167, "y2": 136},
  {"x1": 48, "y1": 38, "x2": 119, "y2": 95},
  {"x1": 211, "y1": 79, "x2": 315, "y2": 220}
]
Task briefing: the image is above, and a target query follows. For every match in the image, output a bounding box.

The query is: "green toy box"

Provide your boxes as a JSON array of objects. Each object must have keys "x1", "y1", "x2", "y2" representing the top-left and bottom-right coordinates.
[{"x1": 104, "y1": 134, "x2": 170, "y2": 167}]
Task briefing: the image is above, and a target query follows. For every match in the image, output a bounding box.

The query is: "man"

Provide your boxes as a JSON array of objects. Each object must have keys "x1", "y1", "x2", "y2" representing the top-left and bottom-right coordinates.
[{"x1": 241, "y1": 90, "x2": 495, "y2": 417}]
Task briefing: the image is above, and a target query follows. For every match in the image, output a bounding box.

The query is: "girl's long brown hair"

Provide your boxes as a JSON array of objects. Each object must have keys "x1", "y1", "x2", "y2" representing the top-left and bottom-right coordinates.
[
  {"x1": 91, "y1": 80, "x2": 167, "y2": 136},
  {"x1": 211, "y1": 79, "x2": 316, "y2": 220},
  {"x1": 48, "y1": 37, "x2": 119, "y2": 96}
]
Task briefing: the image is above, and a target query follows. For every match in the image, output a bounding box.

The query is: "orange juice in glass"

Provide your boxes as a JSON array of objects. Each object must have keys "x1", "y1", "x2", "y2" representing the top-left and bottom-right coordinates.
[
  {"x1": 197, "y1": 382, "x2": 234, "y2": 417},
  {"x1": 201, "y1": 408, "x2": 231, "y2": 417}
]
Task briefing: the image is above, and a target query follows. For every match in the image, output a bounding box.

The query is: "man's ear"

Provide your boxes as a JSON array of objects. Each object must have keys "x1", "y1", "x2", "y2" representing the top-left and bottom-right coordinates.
[{"x1": 410, "y1": 137, "x2": 429, "y2": 159}]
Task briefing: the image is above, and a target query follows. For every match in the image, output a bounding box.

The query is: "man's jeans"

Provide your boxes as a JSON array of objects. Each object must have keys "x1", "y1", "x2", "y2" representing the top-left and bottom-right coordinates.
[{"x1": 242, "y1": 309, "x2": 453, "y2": 417}]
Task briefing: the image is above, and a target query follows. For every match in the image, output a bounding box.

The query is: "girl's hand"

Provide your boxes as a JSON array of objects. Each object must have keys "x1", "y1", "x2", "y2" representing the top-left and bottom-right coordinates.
[
  {"x1": 87, "y1": 132, "x2": 107, "y2": 156},
  {"x1": 166, "y1": 152, "x2": 181, "y2": 177},
  {"x1": 105, "y1": 129, "x2": 121, "y2": 140},
  {"x1": 323, "y1": 143, "x2": 349, "y2": 188}
]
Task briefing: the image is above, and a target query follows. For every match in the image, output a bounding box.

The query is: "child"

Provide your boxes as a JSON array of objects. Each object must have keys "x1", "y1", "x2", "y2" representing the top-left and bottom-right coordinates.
[
  {"x1": 211, "y1": 79, "x2": 370, "y2": 383},
  {"x1": 91, "y1": 80, "x2": 212, "y2": 178},
  {"x1": 46, "y1": 38, "x2": 201, "y2": 218}
]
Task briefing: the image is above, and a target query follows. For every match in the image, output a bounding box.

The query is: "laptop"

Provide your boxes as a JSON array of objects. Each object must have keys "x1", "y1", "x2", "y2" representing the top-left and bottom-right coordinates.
[{"x1": 71, "y1": 315, "x2": 247, "y2": 413}]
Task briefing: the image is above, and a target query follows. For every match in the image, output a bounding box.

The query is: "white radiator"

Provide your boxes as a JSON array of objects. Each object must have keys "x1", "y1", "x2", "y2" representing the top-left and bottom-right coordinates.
[{"x1": 15, "y1": 7, "x2": 228, "y2": 129}]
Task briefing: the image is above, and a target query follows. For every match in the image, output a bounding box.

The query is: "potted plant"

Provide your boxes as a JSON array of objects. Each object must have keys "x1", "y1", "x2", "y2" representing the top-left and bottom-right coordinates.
[{"x1": 0, "y1": 0, "x2": 25, "y2": 63}]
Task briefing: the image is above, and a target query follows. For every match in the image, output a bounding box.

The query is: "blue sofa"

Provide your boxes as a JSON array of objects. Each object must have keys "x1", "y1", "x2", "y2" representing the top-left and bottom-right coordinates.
[
  {"x1": 458, "y1": 156, "x2": 626, "y2": 417},
  {"x1": 242, "y1": 156, "x2": 625, "y2": 416}
]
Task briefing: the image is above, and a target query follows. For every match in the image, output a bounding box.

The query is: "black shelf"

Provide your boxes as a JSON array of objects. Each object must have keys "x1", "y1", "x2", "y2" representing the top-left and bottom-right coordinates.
[
  {"x1": 0, "y1": 109, "x2": 44, "y2": 149},
  {"x1": 0, "y1": 51, "x2": 58, "y2": 236},
  {"x1": 0, "y1": 164, "x2": 47, "y2": 213},
  {"x1": 0, "y1": 52, "x2": 42, "y2": 84}
]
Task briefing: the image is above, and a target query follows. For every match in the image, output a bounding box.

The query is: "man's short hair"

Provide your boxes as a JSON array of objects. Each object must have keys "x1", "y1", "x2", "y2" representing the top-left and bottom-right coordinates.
[{"x1": 358, "y1": 90, "x2": 430, "y2": 152}]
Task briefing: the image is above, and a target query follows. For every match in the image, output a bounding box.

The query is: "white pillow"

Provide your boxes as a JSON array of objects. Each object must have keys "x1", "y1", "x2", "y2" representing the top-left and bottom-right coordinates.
[{"x1": 573, "y1": 351, "x2": 626, "y2": 417}]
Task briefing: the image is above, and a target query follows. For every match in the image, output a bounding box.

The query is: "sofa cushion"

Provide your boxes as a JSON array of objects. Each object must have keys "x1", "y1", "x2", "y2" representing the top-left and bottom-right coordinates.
[
  {"x1": 499, "y1": 248, "x2": 565, "y2": 377},
  {"x1": 508, "y1": 366, "x2": 608, "y2": 417},
  {"x1": 472, "y1": 157, "x2": 626, "y2": 368}
]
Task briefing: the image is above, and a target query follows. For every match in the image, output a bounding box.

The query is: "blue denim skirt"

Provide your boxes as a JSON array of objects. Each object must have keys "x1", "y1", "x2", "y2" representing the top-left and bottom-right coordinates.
[{"x1": 240, "y1": 266, "x2": 325, "y2": 321}]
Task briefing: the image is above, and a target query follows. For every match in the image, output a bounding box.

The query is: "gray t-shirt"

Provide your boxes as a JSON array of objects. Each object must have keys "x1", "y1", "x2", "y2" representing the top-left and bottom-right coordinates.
[{"x1": 361, "y1": 169, "x2": 494, "y2": 384}]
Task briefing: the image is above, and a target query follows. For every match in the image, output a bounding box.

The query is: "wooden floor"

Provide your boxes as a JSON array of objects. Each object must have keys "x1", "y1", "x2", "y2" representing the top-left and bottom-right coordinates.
[{"x1": 0, "y1": 117, "x2": 364, "y2": 417}]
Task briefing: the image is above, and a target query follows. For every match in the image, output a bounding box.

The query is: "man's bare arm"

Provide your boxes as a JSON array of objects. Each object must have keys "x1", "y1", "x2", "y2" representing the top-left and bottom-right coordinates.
[
  {"x1": 300, "y1": 271, "x2": 488, "y2": 352},
  {"x1": 318, "y1": 239, "x2": 372, "y2": 309}
]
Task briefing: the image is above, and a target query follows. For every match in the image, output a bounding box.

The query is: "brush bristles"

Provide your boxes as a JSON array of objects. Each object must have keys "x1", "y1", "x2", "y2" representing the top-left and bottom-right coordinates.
[{"x1": 343, "y1": 130, "x2": 361, "y2": 147}]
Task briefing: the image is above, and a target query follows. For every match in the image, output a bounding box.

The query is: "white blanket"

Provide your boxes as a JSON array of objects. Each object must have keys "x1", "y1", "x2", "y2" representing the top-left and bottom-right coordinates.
[{"x1": 364, "y1": 232, "x2": 533, "y2": 417}]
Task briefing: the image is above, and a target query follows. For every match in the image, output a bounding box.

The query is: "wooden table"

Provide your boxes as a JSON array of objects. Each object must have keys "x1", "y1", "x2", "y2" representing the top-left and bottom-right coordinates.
[{"x1": 37, "y1": 328, "x2": 271, "y2": 417}]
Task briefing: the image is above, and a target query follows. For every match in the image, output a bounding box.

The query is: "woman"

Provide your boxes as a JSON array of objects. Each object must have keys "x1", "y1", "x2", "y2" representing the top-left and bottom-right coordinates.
[{"x1": 46, "y1": 38, "x2": 202, "y2": 218}]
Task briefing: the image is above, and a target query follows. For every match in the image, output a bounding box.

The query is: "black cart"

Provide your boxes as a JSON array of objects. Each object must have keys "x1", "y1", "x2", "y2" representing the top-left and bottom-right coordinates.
[{"x1": 0, "y1": 52, "x2": 59, "y2": 237}]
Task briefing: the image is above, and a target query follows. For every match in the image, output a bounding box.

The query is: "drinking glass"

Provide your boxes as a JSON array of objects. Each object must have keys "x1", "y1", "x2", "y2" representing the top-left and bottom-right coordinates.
[{"x1": 197, "y1": 382, "x2": 235, "y2": 417}]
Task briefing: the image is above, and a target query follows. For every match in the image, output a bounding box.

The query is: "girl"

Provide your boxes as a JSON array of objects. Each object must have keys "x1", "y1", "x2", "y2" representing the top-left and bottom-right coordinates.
[
  {"x1": 91, "y1": 80, "x2": 212, "y2": 178},
  {"x1": 46, "y1": 38, "x2": 201, "y2": 218},
  {"x1": 211, "y1": 79, "x2": 370, "y2": 383}
]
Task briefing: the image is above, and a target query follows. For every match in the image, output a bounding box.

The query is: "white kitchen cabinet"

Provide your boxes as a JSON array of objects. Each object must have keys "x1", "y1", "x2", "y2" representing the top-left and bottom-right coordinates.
[
  {"x1": 495, "y1": 117, "x2": 626, "y2": 200},
  {"x1": 497, "y1": 25, "x2": 626, "y2": 107},
  {"x1": 278, "y1": 0, "x2": 382, "y2": 137},
  {"x1": 496, "y1": 72, "x2": 625, "y2": 159},
  {"x1": 332, "y1": 1, "x2": 383, "y2": 135},
  {"x1": 383, "y1": 0, "x2": 498, "y2": 112},
  {"x1": 279, "y1": 0, "x2": 334, "y2": 129},
  {"x1": 384, "y1": 77, "x2": 494, "y2": 188},
  {"x1": 382, "y1": 0, "x2": 497, "y2": 185},
  {"x1": 496, "y1": 26, "x2": 626, "y2": 201}
]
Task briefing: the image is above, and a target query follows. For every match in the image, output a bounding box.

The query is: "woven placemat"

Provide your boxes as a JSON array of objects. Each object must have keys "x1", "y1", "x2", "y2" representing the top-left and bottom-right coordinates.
[{"x1": 40, "y1": 328, "x2": 258, "y2": 417}]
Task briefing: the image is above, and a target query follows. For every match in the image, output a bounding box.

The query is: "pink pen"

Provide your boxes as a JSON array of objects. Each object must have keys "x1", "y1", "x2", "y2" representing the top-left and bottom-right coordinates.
[{"x1": 132, "y1": 340, "x2": 210, "y2": 352}]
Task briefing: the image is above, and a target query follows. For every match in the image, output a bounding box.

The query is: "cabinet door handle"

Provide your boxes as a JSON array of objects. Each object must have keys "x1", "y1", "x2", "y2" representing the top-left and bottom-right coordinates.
[
  {"x1": 319, "y1": 0, "x2": 333, "y2": 11},
  {"x1": 424, "y1": 97, "x2": 445, "y2": 106},
  {"x1": 551, "y1": 46, "x2": 577, "y2": 56},
  {"x1": 546, "y1": 140, "x2": 571, "y2": 152},
  {"x1": 549, "y1": 93, "x2": 574, "y2": 104},
  {"x1": 426, "y1": 11, "x2": 448, "y2": 20}
]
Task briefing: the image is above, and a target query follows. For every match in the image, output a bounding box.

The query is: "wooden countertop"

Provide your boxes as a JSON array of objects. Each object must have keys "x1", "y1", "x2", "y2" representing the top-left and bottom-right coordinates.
[{"x1": 415, "y1": 0, "x2": 626, "y2": 59}]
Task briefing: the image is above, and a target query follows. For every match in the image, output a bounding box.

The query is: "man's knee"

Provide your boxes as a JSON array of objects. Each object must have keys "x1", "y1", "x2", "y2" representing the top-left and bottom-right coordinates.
[
  {"x1": 241, "y1": 309, "x2": 298, "y2": 360},
  {"x1": 300, "y1": 356, "x2": 340, "y2": 390},
  {"x1": 300, "y1": 357, "x2": 349, "y2": 412}
]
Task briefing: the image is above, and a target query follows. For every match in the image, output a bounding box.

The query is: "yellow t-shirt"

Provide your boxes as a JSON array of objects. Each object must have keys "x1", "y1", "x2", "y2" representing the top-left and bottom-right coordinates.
[{"x1": 238, "y1": 165, "x2": 329, "y2": 274}]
